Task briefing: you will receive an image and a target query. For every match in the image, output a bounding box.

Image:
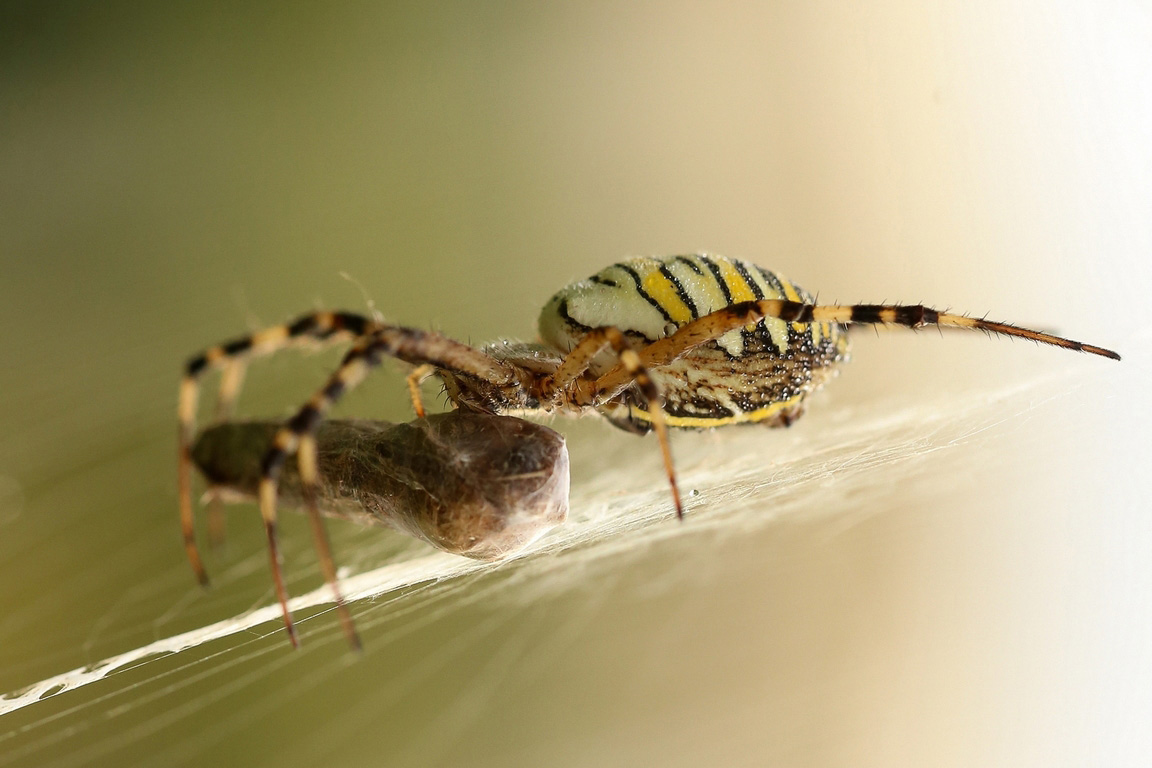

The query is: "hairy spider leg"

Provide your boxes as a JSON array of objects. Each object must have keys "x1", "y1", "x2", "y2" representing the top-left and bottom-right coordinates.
[
  {"x1": 595, "y1": 298, "x2": 1120, "y2": 398},
  {"x1": 405, "y1": 363, "x2": 437, "y2": 418},
  {"x1": 179, "y1": 311, "x2": 378, "y2": 586},
  {"x1": 259, "y1": 326, "x2": 517, "y2": 648},
  {"x1": 295, "y1": 432, "x2": 361, "y2": 651},
  {"x1": 546, "y1": 326, "x2": 684, "y2": 519}
]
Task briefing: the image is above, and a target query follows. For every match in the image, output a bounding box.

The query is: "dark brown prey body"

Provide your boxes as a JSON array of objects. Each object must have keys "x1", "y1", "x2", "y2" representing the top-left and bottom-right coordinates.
[{"x1": 193, "y1": 414, "x2": 569, "y2": 562}]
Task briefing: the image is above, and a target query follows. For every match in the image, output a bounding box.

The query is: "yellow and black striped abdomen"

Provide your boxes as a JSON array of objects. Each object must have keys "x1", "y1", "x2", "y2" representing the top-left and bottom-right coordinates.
[{"x1": 538, "y1": 254, "x2": 849, "y2": 429}]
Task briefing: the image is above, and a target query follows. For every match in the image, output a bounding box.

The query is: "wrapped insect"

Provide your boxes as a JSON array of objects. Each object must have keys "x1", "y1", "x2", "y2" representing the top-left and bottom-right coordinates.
[
  {"x1": 192, "y1": 412, "x2": 570, "y2": 562},
  {"x1": 180, "y1": 253, "x2": 1118, "y2": 647},
  {"x1": 189, "y1": 411, "x2": 568, "y2": 647}
]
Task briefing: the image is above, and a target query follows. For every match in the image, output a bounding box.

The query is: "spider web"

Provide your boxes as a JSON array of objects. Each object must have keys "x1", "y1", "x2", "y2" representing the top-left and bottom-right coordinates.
[{"x1": 0, "y1": 368, "x2": 1113, "y2": 765}]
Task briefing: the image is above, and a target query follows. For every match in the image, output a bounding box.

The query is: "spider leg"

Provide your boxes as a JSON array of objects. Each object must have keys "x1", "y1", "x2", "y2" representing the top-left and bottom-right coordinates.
[
  {"x1": 205, "y1": 360, "x2": 249, "y2": 548},
  {"x1": 212, "y1": 358, "x2": 250, "y2": 422},
  {"x1": 801, "y1": 302, "x2": 1121, "y2": 359},
  {"x1": 405, "y1": 363, "x2": 436, "y2": 419},
  {"x1": 296, "y1": 431, "x2": 360, "y2": 651},
  {"x1": 594, "y1": 298, "x2": 1120, "y2": 398},
  {"x1": 178, "y1": 311, "x2": 376, "y2": 587},
  {"x1": 259, "y1": 327, "x2": 517, "y2": 648},
  {"x1": 547, "y1": 328, "x2": 684, "y2": 520}
]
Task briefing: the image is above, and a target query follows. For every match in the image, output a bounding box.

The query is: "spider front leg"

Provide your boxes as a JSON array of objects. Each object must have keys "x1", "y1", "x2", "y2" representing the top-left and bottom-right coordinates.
[
  {"x1": 593, "y1": 297, "x2": 1120, "y2": 398},
  {"x1": 547, "y1": 327, "x2": 684, "y2": 520},
  {"x1": 258, "y1": 327, "x2": 517, "y2": 648},
  {"x1": 179, "y1": 311, "x2": 377, "y2": 586}
]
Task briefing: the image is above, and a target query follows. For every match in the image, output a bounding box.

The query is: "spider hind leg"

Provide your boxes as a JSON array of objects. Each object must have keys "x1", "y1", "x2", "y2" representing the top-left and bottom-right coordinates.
[{"x1": 178, "y1": 311, "x2": 375, "y2": 587}]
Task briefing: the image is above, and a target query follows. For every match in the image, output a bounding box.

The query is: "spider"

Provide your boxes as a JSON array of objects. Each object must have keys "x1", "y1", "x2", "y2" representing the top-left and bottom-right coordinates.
[{"x1": 177, "y1": 253, "x2": 1120, "y2": 649}]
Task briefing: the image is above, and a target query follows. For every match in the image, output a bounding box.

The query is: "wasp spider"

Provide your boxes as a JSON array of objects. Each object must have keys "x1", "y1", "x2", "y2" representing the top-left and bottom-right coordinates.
[{"x1": 178, "y1": 254, "x2": 1120, "y2": 648}]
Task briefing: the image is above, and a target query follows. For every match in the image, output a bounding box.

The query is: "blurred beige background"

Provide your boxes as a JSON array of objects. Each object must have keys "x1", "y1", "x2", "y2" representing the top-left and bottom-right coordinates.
[{"x1": 1, "y1": 2, "x2": 1149, "y2": 766}]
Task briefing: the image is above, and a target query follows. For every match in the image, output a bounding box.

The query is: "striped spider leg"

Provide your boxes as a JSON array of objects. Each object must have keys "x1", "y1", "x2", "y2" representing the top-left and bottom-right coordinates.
[
  {"x1": 626, "y1": 298, "x2": 1121, "y2": 375},
  {"x1": 179, "y1": 312, "x2": 378, "y2": 590},
  {"x1": 594, "y1": 296, "x2": 1121, "y2": 399},
  {"x1": 589, "y1": 297, "x2": 1120, "y2": 425}
]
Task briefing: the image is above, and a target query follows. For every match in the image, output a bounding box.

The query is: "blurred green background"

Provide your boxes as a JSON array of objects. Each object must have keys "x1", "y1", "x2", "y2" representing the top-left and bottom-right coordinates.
[{"x1": 1, "y1": 2, "x2": 1149, "y2": 766}]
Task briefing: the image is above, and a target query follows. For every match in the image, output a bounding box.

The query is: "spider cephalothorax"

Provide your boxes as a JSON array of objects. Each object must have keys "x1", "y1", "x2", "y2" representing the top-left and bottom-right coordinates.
[{"x1": 178, "y1": 253, "x2": 1119, "y2": 648}]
